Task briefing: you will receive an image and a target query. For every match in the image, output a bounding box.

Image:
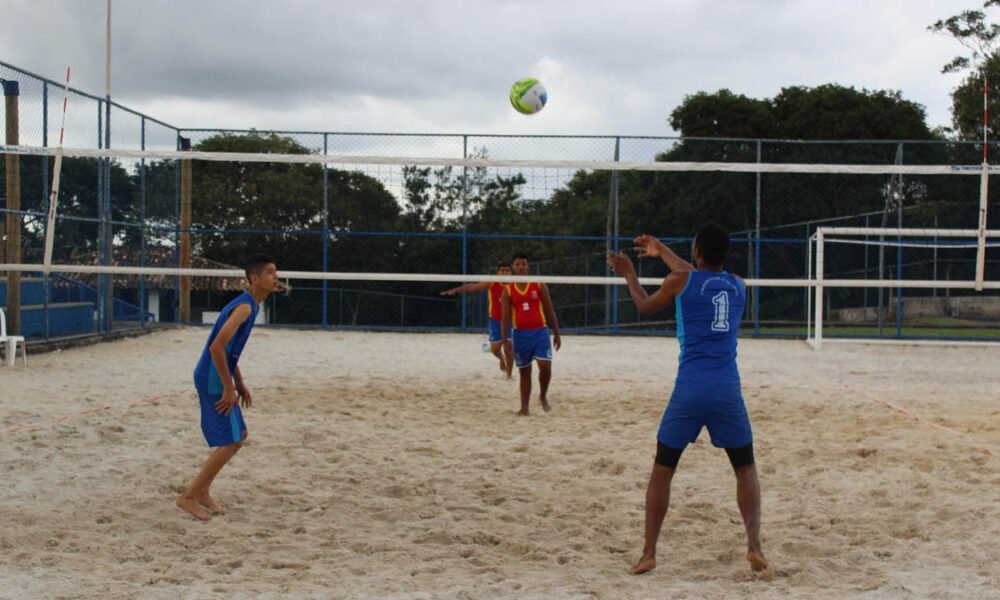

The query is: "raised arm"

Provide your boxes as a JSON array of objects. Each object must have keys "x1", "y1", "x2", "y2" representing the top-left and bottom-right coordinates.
[
  {"x1": 440, "y1": 281, "x2": 492, "y2": 296},
  {"x1": 607, "y1": 251, "x2": 687, "y2": 316},
  {"x1": 539, "y1": 283, "x2": 561, "y2": 351},
  {"x1": 633, "y1": 234, "x2": 695, "y2": 272}
]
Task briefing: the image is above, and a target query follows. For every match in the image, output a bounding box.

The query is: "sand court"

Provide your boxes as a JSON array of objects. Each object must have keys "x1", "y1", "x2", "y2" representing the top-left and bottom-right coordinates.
[{"x1": 1, "y1": 328, "x2": 999, "y2": 598}]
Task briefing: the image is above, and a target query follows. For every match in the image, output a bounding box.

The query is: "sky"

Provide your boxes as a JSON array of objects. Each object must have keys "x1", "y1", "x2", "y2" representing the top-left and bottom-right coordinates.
[{"x1": 0, "y1": 0, "x2": 982, "y2": 138}]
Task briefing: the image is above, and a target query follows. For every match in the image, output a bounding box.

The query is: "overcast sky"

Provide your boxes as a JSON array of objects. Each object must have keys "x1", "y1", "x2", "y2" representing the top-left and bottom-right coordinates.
[{"x1": 0, "y1": 0, "x2": 980, "y2": 137}]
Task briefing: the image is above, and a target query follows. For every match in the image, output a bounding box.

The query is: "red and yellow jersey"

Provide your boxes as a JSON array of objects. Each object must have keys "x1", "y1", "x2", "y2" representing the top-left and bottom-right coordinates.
[
  {"x1": 507, "y1": 282, "x2": 547, "y2": 330},
  {"x1": 487, "y1": 282, "x2": 508, "y2": 321}
]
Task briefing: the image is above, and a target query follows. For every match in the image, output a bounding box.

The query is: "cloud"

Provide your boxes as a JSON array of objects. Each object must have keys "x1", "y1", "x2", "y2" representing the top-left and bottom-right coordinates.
[{"x1": 0, "y1": 0, "x2": 973, "y2": 136}]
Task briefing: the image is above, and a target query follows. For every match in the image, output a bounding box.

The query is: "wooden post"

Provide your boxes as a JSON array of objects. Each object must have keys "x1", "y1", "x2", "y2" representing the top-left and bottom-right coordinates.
[
  {"x1": 3, "y1": 79, "x2": 21, "y2": 336},
  {"x1": 179, "y1": 137, "x2": 192, "y2": 322}
]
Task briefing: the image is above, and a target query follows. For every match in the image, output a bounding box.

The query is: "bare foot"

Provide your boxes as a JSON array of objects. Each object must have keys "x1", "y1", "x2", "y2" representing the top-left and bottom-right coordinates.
[
  {"x1": 629, "y1": 555, "x2": 656, "y2": 575},
  {"x1": 541, "y1": 398, "x2": 552, "y2": 413},
  {"x1": 517, "y1": 408, "x2": 530, "y2": 416},
  {"x1": 198, "y1": 493, "x2": 225, "y2": 515},
  {"x1": 176, "y1": 496, "x2": 211, "y2": 521},
  {"x1": 746, "y1": 550, "x2": 768, "y2": 571}
]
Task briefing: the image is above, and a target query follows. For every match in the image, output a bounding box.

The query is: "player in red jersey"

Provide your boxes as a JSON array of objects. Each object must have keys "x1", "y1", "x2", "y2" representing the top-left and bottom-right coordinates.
[
  {"x1": 501, "y1": 254, "x2": 561, "y2": 415},
  {"x1": 440, "y1": 262, "x2": 514, "y2": 378}
]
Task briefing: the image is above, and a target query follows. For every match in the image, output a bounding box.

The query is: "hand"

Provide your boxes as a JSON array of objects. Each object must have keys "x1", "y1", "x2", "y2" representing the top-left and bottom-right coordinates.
[
  {"x1": 214, "y1": 388, "x2": 238, "y2": 416},
  {"x1": 236, "y1": 383, "x2": 253, "y2": 409},
  {"x1": 440, "y1": 289, "x2": 457, "y2": 296},
  {"x1": 606, "y1": 250, "x2": 635, "y2": 276},
  {"x1": 553, "y1": 331, "x2": 561, "y2": 351},
  {"x1": 633, "y1": 234, "x2": 667, "y2": 258}
]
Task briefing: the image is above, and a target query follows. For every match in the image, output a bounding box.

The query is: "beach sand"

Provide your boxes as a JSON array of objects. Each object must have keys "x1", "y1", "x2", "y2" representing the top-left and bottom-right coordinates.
[{"x1": 1, "y1": 328, "x2": 998, "y2": 599}]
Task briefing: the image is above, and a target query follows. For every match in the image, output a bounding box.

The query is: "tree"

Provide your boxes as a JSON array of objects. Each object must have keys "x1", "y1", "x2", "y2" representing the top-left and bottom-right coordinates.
[
  {"x1": 148, "y1": 131, "x2": 402, "y2": 275},
  {"x1": 669, "y1": 89, "x2": 776, "y2": 139},
  {"x1": 5, "y1": 155, "x2": 136, "y2": 261},
  {"x1": 929, "y1": 1, "x2": 1000, "y2": 139}
]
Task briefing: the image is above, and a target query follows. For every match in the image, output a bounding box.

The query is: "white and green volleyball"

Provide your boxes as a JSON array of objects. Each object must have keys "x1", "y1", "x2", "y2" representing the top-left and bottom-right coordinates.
[{"x1": 509, "y1": 77, "x2": 547, "y2": 115}]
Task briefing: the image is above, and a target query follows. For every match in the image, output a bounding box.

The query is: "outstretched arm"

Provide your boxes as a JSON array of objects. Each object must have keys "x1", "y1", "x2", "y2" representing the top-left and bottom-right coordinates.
[
  {"x1": 633, "y1": 234, "x2": 695, "y2": 272},
  {"x1": 440, "y1": 281, "x2": 491, "y2": 296},
  {"x1": 539, "y1": 283, "x2": 561, "y2": 351},
  {"x1": 607, "y1": 251, "x2": 686, "y2": 316}
]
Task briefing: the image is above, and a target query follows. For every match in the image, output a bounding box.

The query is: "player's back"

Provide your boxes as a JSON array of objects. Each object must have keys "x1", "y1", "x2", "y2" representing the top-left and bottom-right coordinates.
[{"x1": 674, "y1": 270, "x2": 745, "y2": 381}]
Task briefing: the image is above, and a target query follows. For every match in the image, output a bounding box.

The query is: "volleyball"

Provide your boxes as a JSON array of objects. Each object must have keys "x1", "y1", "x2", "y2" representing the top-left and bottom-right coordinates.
[{"x1": 510, "y1": 77, "x2": 547, "y2": 115}]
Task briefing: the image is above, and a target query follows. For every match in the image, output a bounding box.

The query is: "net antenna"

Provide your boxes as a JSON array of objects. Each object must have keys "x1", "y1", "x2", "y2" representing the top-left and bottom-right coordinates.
[{"x1": 42, "y1": 66, "x2": 71, "y2": 274}]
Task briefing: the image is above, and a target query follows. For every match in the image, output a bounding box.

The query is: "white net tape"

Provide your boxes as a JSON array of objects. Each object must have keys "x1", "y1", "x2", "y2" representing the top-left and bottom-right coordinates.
[
  {"x1": 1, "y1": 145, "x2": 997, "y2": 290},
  {"x1": 2, "y1": 144, "x2": 999, "y2": 174}
]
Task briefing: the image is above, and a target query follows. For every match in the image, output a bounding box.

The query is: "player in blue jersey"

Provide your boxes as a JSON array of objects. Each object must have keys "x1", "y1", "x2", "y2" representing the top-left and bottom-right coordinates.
[
  {"x1": 176, "y1": 255, "x2": 280, "y2": 521},
  {"x1": 607, "y1": 224, "x2": 767, "y2": 574}
]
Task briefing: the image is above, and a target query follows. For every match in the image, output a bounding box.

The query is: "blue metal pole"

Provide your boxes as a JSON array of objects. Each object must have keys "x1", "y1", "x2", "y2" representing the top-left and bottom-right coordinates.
[
  {"x1": 97, "y1": 100, "x2": 106, "y2": 334},
  {"x1": 104, "y1": 97, "x2": 112, "y2": 333},
  {"x1": 42, "y1": 81, "x2": 50, "y2": 340},
  {"x1": 140, "y1": 116, "x2": 146, "y2": 328},
  {"x1": 896, "y1": 142, "x2": 903, "y2": 338},
  {"x1": 173, "y1": 134, "x2": 180, "y2": 323},
  {"x1": 322, "y1": 133, "x2": 329, "y2": 327},
  {"x1": 804, "y1": 223, "x2": 810, "y2": 331},
  {"x1": 611, "y1": 137, "x2": 620, "y2": 334},
  {"x1": 754, "y1": 140, "x2": 761, "y2": 335},
  {"x1": 460, "y1": 135, "x2": 468, "y2": 331}
]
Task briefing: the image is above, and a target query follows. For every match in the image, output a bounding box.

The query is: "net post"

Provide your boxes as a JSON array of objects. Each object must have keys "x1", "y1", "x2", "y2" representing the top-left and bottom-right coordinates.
[
  {"x1": 976, "y1": 163, "x2": 988, "y2": 291},
  {"x1": 3, "y1": 78, "x2": 21, "y2": 337}
]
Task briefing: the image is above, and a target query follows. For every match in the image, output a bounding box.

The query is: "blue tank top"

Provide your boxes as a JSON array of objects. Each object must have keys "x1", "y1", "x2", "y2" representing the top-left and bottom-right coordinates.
[
  {"x1": 193, "y1": 292, "x2": 259, "y2": 394},
  {"x1": 674, "y1": 270, "x2": 745, "y2": 382}
]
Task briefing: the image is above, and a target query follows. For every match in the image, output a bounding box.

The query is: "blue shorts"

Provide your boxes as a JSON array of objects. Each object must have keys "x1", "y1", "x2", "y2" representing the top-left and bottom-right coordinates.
[
  {"x1": 196, "y1": 385, "x2": 247, "y2": 447},
  {"x1": 657, "y1": 378, "x2": 752, "y2": 450},
  {"x1": 487, "y1": 318, "x2": 513, "y2": 343},
  {"x1": 512, "y1": 328, "x2": 553, "y2": 368}
]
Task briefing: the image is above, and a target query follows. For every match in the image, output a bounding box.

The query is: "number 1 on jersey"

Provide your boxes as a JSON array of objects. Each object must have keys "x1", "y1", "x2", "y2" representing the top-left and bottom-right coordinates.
[{"x1": 711, "y1": 291, "x2": 730, "y2": 332}]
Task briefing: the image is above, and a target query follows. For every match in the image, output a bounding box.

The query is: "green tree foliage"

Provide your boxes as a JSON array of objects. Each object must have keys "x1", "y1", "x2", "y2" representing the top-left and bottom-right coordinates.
[
  {"x1": 929, "y1": 1, "x2": 1000, "y2": 139},
  {"x1": 139, "y1": 132, "x2": 403, "y2": 273},
  {"x1": 186, "y1": 132, "x2": 326, "y2": 270},
  {"x1": 668, "y1": 89, "x2": 776, "y2": 139},
  {"x1": 609, "y1": 85, "x2": 940, "y2": 239},
  {"x1": 4, "y1": 156, "x2": 135, "y2": 261},
  {"x1": 397, "y1": 148, "x2": 531, "y2": 275}
]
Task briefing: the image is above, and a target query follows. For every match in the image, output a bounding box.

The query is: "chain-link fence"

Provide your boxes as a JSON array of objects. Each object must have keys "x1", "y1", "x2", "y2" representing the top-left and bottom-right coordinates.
[{"x1": 3, "y1": 59, "x2": 999, "y2": 343}]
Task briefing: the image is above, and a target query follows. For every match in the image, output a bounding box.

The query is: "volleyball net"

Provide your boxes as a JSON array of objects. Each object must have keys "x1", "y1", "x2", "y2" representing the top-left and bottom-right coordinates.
[{"x1": 2, "y1": 140, "x2": 999, "y2": 344}]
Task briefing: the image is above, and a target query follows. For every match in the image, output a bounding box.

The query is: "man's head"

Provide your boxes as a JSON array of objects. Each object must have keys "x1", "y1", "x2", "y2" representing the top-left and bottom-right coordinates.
[
  {"x1": 497, "y1": 262, "x2": 512, "y2": 276},
  {"x1": 511, "y1": 254, "x2": 529, "y2": 275},
  {"x1": 244, "y1": 254, "x2": 279, "y2": 291},
  {"x1": 693, "y1": 223, "x2": 729, "y2": 268}
]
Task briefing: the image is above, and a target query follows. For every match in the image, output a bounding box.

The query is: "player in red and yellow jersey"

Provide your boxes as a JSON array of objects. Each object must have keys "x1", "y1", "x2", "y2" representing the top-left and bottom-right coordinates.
[
  {"x1": 501, "y1": 254, "x2": 561, "y2": 415},
  {"x1": 440, "y1": 263, "x2": 514, "y2": 378}
]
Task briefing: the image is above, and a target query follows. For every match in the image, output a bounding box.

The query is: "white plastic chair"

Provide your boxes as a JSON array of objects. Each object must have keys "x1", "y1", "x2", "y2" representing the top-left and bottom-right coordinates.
[{"x1": 0, "y1": 307, "x2": 27, "y2": 366}]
